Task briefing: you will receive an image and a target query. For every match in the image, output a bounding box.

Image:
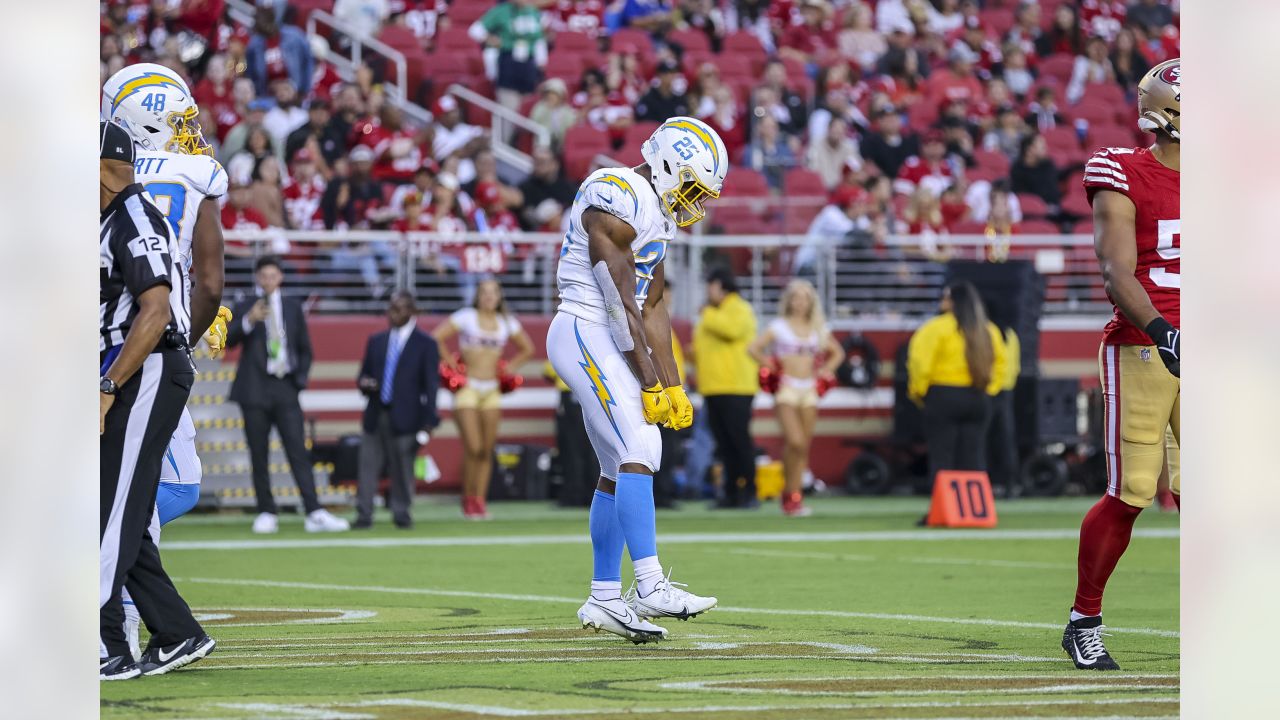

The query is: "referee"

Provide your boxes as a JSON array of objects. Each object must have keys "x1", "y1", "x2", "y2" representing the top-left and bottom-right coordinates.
[{"x1": 99, "y1": 121, "x2": 214, "y2": 680}]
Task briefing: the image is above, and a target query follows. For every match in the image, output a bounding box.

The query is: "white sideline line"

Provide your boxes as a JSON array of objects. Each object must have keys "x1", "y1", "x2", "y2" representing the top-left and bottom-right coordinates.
[
  {"x1": 213, "y1": 697, "x2": 1177, "y2": 718},
  {"x1": 163, "y1": 527, "x2": 1179, "y2": 551},
  {"x1": 662, "y1": 673, "x2": 1179, "y2": 697},
  {"x1": 180, "y1": 577, "x2": 1180, "y2": 638}
]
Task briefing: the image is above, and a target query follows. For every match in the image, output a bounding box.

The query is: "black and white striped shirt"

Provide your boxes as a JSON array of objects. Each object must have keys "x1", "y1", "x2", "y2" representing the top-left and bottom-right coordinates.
[{"x1": 100, "y1": 184, "x2": 190, "y2": 351}]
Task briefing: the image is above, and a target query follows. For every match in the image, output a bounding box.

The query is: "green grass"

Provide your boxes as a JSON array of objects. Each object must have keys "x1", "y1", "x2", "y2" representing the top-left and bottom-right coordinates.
[{"x1": 101, "y1": 497, "x2": 1180, "y2": 719}]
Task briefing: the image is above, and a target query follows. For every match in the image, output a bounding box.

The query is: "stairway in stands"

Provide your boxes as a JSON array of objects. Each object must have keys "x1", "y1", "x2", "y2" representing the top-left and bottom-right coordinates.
[{"x1": 189, "y1": 349, "x2": 353, "y2": 510}]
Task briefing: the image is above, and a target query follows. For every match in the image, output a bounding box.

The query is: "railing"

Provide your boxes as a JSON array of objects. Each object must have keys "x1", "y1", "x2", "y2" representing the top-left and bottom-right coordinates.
[
  {"x1": 445, "y1": 84, "x2": 548, "y2": 175},
  {"x1": 221, "y1": 230, "x2": 1105, "y2": 325}
]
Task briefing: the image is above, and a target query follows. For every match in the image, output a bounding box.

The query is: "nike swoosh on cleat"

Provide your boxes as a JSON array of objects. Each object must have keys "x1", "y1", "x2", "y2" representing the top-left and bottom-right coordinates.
[{"x1": 157, "y1": 645, "x2": 184, "y2": 663}]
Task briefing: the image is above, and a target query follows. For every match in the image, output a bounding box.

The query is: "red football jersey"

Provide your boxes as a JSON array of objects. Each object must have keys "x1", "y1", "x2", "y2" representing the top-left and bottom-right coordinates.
[{"x1": 1083, "y1": 146, "x2": 1180, "y2": 346}]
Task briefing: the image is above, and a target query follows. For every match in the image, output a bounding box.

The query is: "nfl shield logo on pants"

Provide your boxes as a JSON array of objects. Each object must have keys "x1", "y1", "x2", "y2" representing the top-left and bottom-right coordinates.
[{"x1": 1140, "y1": 348, "x2": 1152, "y2": 362}]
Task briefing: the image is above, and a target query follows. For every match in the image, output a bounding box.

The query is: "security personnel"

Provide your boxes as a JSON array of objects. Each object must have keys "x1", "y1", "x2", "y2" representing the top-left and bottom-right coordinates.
[{"x1": 99, "y1": 121, "x2": 214, "y2": 680}]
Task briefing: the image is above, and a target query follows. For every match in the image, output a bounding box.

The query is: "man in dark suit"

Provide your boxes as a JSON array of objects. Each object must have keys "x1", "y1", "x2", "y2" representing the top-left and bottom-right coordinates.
[
  {"x1": 227, "y1": 256, "x2": 349, "y2": 534},
  {"x1": 354, "y1": 291, "x2": 441, "y2": 529}
]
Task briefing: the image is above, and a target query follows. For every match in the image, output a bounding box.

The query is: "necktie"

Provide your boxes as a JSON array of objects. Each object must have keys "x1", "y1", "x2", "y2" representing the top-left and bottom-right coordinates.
[
  {"x1": 381, "y1": 333, "x2": 402, "y2": 405},
  {"x1": 266, "y1": 296, "x2": 287, "y2": 378}
]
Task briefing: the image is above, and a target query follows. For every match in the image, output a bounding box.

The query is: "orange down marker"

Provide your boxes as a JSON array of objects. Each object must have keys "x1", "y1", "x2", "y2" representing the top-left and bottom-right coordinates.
[{"x1": 926, "y1": 471, "x2": 998, "y2": 528}]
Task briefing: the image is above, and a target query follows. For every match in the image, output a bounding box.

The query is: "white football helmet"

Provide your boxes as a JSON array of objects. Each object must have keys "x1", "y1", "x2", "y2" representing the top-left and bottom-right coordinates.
[
  {"x1": 640, "y1": 116, "x2": 728, "y2": 227},
  {"x1": 101, "y1": 63, "x2": 211, "y2": 156}
]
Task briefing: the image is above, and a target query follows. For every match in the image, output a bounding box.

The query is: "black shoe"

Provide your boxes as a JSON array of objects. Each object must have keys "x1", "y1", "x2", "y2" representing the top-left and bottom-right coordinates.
[
  {"x1": 100, "y1": 655, "x2": 141, "y2": 681},
  {"x1": 137, "y1": 634, "x2": 216, "y2": 676},
  {"x1": 1062, "y1": 615, "x2": 1120, "y2": 670},
  {"x1": 352, "y1": 519, "x2": 373, "y2": 530},
  {"x1": 394, "y1": 518, "x2": 414, "y2": 530}
]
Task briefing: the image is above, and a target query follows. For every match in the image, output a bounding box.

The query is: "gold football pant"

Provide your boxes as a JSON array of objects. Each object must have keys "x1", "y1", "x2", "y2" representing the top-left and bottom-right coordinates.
[{"x1": 1099, "y1": 344, "x2": 1181, "y2": 508}]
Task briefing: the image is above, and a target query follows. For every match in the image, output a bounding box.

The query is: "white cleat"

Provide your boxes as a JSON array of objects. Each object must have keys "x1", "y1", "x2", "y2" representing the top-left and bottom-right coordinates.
[
  {"x1": 577, "y1": 597, "x2": 668, "y2": 644},
  {"x1": 305, "y1": 509, "x2": 350, "y2": 532},
  {"x1": 252, "y1": 512, "x2": 279, "y2": 534},
  {"x1": 626, "y1": 569, "x2": 718, "y2": 621}
]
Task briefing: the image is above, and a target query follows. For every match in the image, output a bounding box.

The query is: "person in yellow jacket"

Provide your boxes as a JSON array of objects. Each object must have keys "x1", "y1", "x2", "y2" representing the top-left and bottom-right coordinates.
[
  {"x1": 694, "y1": 267, "x2": 759, "y2": 508},
  {"x1": 907, "y1": 281, "x2": 1008, "y2": 484}
]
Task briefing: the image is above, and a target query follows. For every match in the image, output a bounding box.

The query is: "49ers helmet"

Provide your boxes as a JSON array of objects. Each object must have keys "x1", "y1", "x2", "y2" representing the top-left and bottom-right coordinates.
[{"x1": 1138, "y1": 58, "x2": 1180, "y2": 142}]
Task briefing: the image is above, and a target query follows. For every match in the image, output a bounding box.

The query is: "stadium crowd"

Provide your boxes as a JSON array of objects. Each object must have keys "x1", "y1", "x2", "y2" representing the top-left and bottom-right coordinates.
[{"x1": 100, "y1": 0, "x2": 1180, "y2": 271}]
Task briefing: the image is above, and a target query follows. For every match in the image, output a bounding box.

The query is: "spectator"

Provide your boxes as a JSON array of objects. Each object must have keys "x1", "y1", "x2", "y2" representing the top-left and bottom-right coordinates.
[
  {"x1": 431, "y1": 95, "x2": 487, "y2": 184},
  {"x1": 956, "y1": 21, "x2": 1001, "y2": 82},
  {"x1": 474, "y1": 181, "x2": 522, "y2": 234},
  {"x1": 470, "y1": 0, "x2": 548, "y2": 118},
  {"x1": 605, "y1": 0, "x2": 673, "y2": 35},
  {"x1": 983, "y1": 105, "x2": 1028, "y2": 161},
  {"x1": 221, "y1": 174, "x2": 279, "y2": 260},
  {"x1": 1067, "y1": 35, "x2": 1116, "y2": 104},
  {"x1": 895, "y1": 130, "x2": 956, "y2": 197},
  {"x1": 906, "y1": 281, "x2": 1008, "y2": 491},
  {"x1": 779, "y1": 0, "x2": 837, "y2": 67},
  {"x1": 282, "y1": 148, "x2": 328, "y2": 230},
  {"x1": 548, "y1": 0, "x2": 607, "y2": 39},
  {"x1": 861, "y1": 104, "x2": 919, "y2": 179},
  {"x1": 227, "y1": 256, "x2": 350, "y2": 534},
  {"x1": 194, "y1": 54, "x2": 240, "y2": 145},
  {"x1": 746, "y1": 114, "x2": 797, "y2": 191},
  {"x1": 221, "y1": 98, "x2": 273, "y2": 163},
  {"x1": 1025, "y1": 86, "x2": 1065, "y2": 132},
  {"x1": 530, "y1": 78, "x2": 578, "y2": 152},
  {"x1": 426, "y1": 173, "x2": 472, "y2": 237},
  {"x1": 432, "y1": 280, "x2": 535, "y2": 519},
  {"x1": 369, "y1": 104, "x2": 429, "y2": 185},
  {"x1": 694, "y1": 267, "x2": 758, "y2": 508},
  {"x1": 1037, "y1": 4, "x2": 1084, "y2": 57},
  {"x1": 285, "y1": 101, "x2": 339, "y2": 172},
  {"x1": 797, "y1": 184, "x2": 874, "y2": 274},
  {"x1": 333, "y1": 0, "x2": 390, "y2": 41},
  {"x1": 807, "y1": 88, "x2": 865, "y2": 147},
  {"x1": 1111, "y1": 27, "x2": 1152, "y2": 89},
  {"x1": 325, "y1": 84, "x2": 367, "y2": 162},
  {"x1": 246, "y1": 2, "x2": 313, "y2": 97},
  {"x1": 875, "y1": 30, "x2": 925, "y2": 107},
  {"x1": 702, "y1": 84, "x2": 746, "y2": 160},
  {"x1": 1127, "y1": 0, "x2": 1174, "y2": 30},
  {"x1": 574, "y1": 68, "x2": 634, "y2": 144},
  {"x1": 1000, "y1": 46, "x2": 1035, "y2": 99},
  {"x1": 263, "y1": 79, "x2": 308, "y2": 150},
  {"x1": 903, "y1": 186, "x2": 950, "y2": 257},
  {"x1": 309, "y1": 35, "x2": 346, "y2": 103},
  {"x1": 636, "y1": 60, "x2": 691, "y2": 123},
  {"x1": 1010, "y1": 134, "x2": 1061, "y2": 207},
  {"x1": 805, "y1": 116, "x2": 861, "y2": 191},
  {"x1": 1004, "y1": 2, "x2": 1043, "y2": 58},
  {"x1": 249, "y1": 155, "x2": 286, "y2": 228},
  {"x1": 387, "y1": 162, "x2": 438, "y2": 217},
  {"x1": 606, "y1": 48, "x2": 648, "y2": 104},
  {"x1": 518, "y1": 146, "x2": 576, "y2": 231},
  {"x1": 838, "y1": 2, "x2": 887, "y2": 71},
  {"x1": 675, "y1": 0, "x2": 726, "y2": 50},
  {"x1": 354, "y1": 290, "x2": 440, "y2": 530},
  {"x1": 925, "y1": 44, "x2": 986, "y2": 112},
  {"x1": 747, "y1": 279, "x2": 844, "y2": 517},
  {"x1": 874, "y1": 0, "x2": 916, "y2": 36},
  {"x1": 968, "y1": 179, "x2": 1022, "y2": 228},
  {"x1": 926, "y1": 0, "x2": 964, "y2": 35},
  {"x1": 322, "y1": 146, "x2": 383, "y2": 230},
  {"x1": 754, "y1": 59, "x2": 808, "y2": 138},
  {"x1": 466, "y1": 149, "x2": 523, "y2": 211}
]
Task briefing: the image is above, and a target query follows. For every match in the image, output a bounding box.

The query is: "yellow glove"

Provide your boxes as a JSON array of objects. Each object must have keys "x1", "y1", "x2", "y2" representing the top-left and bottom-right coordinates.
[
  {"x1": 663, "y1": 385, "x2": 693, "y2": 431},
  {"x1": 640, "y1": 382, "x2": 672, "y2": 425},
  {"x1": 204, "y1": 306, "x2": 234, "y2": 358}
]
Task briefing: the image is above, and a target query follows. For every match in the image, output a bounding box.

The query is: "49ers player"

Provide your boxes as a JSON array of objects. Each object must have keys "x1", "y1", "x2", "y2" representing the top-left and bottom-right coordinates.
[{"x1": 1062, "y1": 58, "x2": 1180, "y2": 671}]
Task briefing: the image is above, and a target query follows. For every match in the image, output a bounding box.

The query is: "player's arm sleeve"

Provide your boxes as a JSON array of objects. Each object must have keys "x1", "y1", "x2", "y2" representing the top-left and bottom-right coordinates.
[
  {"x1": 1082, "y1": 150, "x2": 1133, "y2": 205},
  {"x1": 906, "y1": 319, "x2": 938, "y2": 403}
]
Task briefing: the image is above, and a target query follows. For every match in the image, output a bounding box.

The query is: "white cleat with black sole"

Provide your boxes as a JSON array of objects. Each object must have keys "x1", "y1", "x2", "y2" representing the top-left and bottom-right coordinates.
[
  {"x1": 577, "y1": 597, "x2": 668, "y2": 644},
  {"x1": 626, "y1": 569, "x2": 718, "y2": 621}
]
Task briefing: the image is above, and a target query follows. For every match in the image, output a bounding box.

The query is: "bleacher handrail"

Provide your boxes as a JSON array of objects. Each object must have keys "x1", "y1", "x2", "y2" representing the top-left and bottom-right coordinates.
[{"x1": 222, "y1": 230, "x2": 1092, "y2": 247}]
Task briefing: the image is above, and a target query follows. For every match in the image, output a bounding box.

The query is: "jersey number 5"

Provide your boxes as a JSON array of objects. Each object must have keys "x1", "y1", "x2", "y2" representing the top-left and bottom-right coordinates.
[{"x1": 1150, "y1": 219, "x2": 1180, "y2": 289}]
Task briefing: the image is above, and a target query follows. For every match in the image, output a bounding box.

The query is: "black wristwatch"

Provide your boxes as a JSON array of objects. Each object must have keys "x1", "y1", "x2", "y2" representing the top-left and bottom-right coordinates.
[{"x1": 100, "y1": 376, "x2": 119, "y2": 396}]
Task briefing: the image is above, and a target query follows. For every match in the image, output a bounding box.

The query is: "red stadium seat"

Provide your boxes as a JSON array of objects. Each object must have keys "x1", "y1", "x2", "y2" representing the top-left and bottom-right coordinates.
[
  {"x1": 434, "y1": 27, "x2": 477, "y2": 51},
  {"x1": 378, "y1": 25, "x2": 423, "y2": 53},
  {"x1": 563, "y1": 124, "x2": 612, "y2": 179},
  {"x1": 668, "y1": 28, "x2": 711, "y2": 54},
  {"x1": 554, "y1": 31, "x2": 596, "y2": 53},
  {"x1": 1020, "y1": 219, "x2": 1062, "y2": 235},
  {"x1": 1073, "y1": 221, "x2": 1095, "y2": 236},
  {"x1": 1080, "y1": 82, "x2": 1126, "y2": 107},
  {"x1": 1060, "y1": 192, "x2": 1092, "y2": 218},
  {"x1": 610, "y1": 28, "x2": 655, "y2": 56},
  {"x1": 980, "y1": 8, "x2": 1017, "y2": 37},
  {"x1": 711, "y1": 205, "x2": 765, "y2": 234},
  {"x1": 1016, "y1": 193, "x2": 1050, "y2": 218},
  {"x1": 723, "y1": 31, "x2": 767, "y2": 73},
  {"x1": 1038, "y1": 54, "x2": 1077, "y2": 85},
  {"x1": 967, "y1": 165, "x2": 1008, "y2": 183},
  {"x1": 543, "y1": 53, "x2": 586, "y2": 84},
  {"x1": 783, "y1": 168, "x2": 827, "y2": 197},
  {"x1": 1088, "y1": 124, "x2": 1140, "y2": 150},
  {"x1": 1069, "y1": 100, "x2": 1122, "y2": 127},
  {"x1": 1041, "y1": 125, "x2": 1080, "y2": 151},
  {"x1": 1048, "y1": 146, "x2": 1085, "y2": 169},
  {"x1": 973, "y1": 149, "x2": 1011, "y2": 176},
  {"x1": 951, "y1": 219, "x2": 987, "y2": 235},
  {"x1": 624, "y1": 121, "x2": 661, "y2": 150},
  {"x1": 683, "y1": 50, "x2": 717, "y2": 75},
  {"x1": 907, "y1": 103, "x2": 939, "y2": 131},
  {"x1": 448, "y1": 0, "x2": 492, "y2": 26},
  {"x1": 722, "y1": 168, "x2": 771, "y2": 197}
]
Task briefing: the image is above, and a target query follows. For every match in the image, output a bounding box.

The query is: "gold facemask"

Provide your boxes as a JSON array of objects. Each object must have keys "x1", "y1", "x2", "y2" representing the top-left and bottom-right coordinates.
[
  {"x1": 165, "y1": 106, "x2": 212, "y2": 156},
  {"x1": 661, "y1": 167, "x2": 719, "y2": 227}
]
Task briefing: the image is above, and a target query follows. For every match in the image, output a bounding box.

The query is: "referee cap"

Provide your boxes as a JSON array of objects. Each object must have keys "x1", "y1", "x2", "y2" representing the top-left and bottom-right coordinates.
[{"x1": 100, "y1": 120, "x2": 135, "y2": 163}]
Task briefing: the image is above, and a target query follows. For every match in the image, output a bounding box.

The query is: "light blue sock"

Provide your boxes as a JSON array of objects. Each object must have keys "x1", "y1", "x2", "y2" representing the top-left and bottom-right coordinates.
[
  {"x1": 615, "y1": 472, "x2": 658, "y2": 561},
  {"x1": 589, "y1": 490, "x2": 624, "y2": 585}
]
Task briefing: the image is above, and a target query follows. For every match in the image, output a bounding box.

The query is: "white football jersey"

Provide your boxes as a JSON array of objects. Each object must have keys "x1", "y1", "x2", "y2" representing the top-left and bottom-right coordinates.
[
  {"x1": 556, "y1": 167, "x2": 675, "y2": 325},
  {"x1": 133, "y1": 150, "x2": 227, "y2": 277}
]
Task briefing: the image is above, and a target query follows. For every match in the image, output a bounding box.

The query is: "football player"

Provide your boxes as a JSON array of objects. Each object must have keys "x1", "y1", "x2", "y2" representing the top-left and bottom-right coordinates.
[
  {"x1": 548, "y1": 117, "x2": 725, "y2": 642},
  {"x1": 101, "y1": 63, "x2": 231, "y2": 660},
  {"x1": 1062, "y1": 58, "x2": 1180, "y2": 670}
]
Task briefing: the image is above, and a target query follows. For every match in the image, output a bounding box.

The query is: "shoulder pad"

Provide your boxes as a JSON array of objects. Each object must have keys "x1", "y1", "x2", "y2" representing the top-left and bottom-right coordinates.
[{"x1": 582, "y1": 171, "x2": 641, "y2": 222}]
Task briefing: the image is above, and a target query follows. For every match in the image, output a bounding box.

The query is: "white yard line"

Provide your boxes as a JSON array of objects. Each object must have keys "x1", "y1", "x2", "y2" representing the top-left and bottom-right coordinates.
[
  {"x1": 181, "y1": 576, "x2": 1180, "y2": 638},
  {"x1": 727, "y1": 548, "x2": 1080, "y2": 570},
  {"x1": 163, "y1": 527, "x2": 1178, "y2": 551}
]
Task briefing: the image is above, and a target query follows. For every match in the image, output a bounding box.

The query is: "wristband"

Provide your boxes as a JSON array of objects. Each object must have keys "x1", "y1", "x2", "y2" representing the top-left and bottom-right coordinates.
[{"x1": 1144, "y1": 316, "x2": 1176, "y2": 347}]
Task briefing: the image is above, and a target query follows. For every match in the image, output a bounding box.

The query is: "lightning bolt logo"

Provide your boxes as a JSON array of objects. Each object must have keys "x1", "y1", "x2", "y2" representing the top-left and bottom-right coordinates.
[
  {"x1": 574, "y1": 320, "x2": 627, "y2": 447},
  {"x1": 111, "y1": 72, "x2": 186, "y2": 112}
]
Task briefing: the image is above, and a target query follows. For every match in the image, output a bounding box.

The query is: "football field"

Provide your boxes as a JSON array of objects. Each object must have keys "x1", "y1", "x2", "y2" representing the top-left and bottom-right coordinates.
[{"x1": 101, "y1": 497, "x2": 1180, "y2": 719}]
